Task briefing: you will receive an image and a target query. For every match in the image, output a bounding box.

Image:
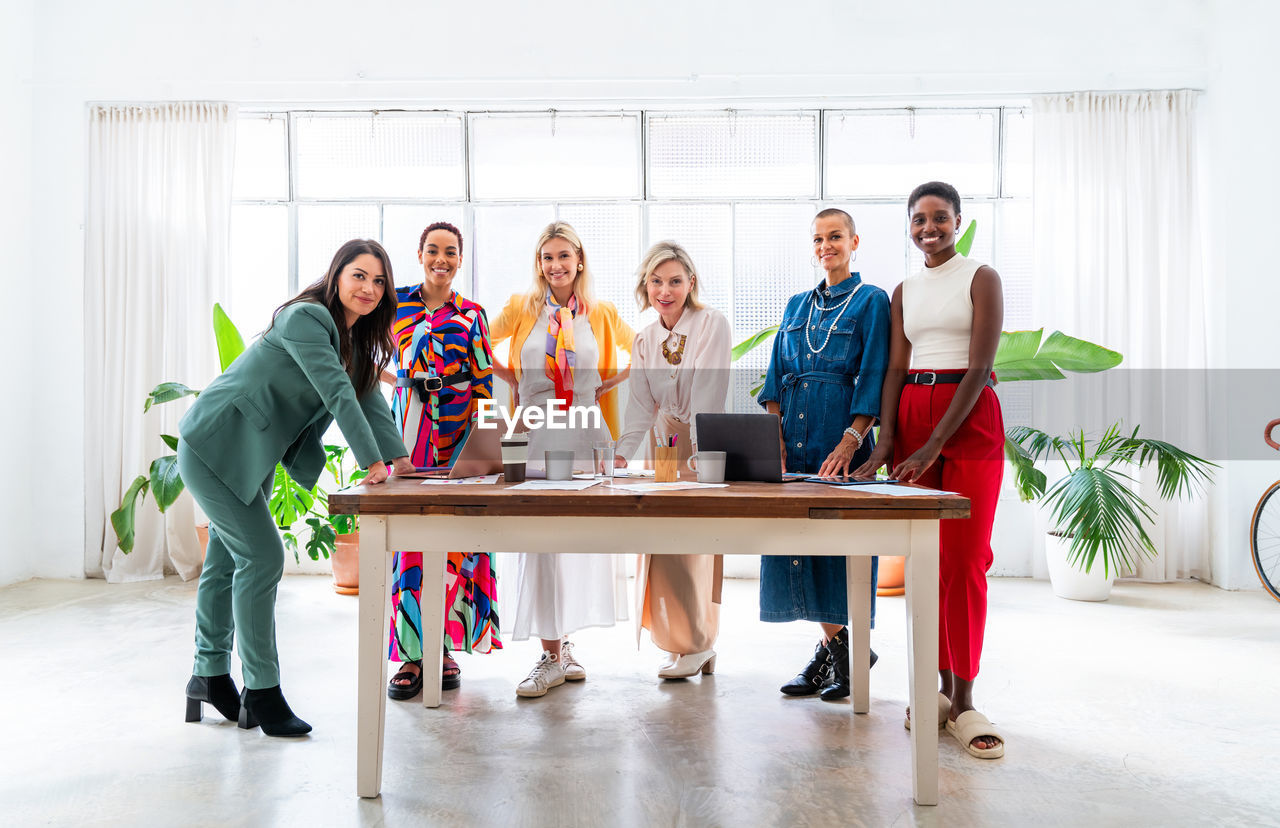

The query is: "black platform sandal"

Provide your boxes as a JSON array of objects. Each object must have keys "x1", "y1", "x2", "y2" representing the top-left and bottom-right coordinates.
[
  {"x1": 442, "y1": 646, "x2": 461, "y2": 692},
  {"x1": 387, "y1": 660, "x2": 424, "y2": 701}
]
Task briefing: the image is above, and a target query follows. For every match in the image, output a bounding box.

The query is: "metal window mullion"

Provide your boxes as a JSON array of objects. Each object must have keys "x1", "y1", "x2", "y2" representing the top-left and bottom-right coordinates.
[
  {"x1": 816, "y1": 109, "x2": 826, "y2": 201},
  {"x1": 995, "y1": 107, "x2": 1007, "y2": 200},
  {"x1": 288, "y1": 202, "x2": 299, "y2": 295}
]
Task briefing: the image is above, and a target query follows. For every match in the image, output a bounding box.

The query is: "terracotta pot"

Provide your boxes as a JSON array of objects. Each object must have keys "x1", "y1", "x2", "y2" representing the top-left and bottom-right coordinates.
[
  {"x1": 876, "y1": 555, "x2": 905, "y2": 596},
  {"x1": 195, "y1": 523, "x2": 210, "y2": 563},
  {"x1": 1045, "y1": 532, "x2": 1115, "y2": 602},
  {"x1": 332, "y1": 531, "x2": 360, "y2": 595}
]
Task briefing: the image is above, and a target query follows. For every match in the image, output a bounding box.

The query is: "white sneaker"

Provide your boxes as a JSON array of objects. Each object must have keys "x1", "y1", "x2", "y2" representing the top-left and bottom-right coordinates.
[
  {"x1": 516, "y1": 651, "x2": 567, "y2": 698},
  {"x1": 561, "y1": 639, "x2": 586, "y2": 681}
]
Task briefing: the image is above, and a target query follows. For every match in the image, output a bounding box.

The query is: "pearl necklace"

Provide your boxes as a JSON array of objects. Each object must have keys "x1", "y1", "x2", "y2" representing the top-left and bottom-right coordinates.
[{"x1": 805, "y1": 281, "x2": 863, "y2": 354}]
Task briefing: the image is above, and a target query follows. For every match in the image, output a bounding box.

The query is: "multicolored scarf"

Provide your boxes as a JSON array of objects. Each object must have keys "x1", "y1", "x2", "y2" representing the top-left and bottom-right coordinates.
[{"x1": 544, "y1": 293, "x2": 582, "y2": 408}]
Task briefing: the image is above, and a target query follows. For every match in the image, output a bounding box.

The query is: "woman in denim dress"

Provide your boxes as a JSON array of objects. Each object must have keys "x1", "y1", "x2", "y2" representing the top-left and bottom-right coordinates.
[{"x1": 756, "y1": 208, "x2": 890, "y2": 700}]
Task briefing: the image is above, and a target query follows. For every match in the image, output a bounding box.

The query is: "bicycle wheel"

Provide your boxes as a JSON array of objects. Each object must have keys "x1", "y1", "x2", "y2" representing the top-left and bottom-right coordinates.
[{"x1": 1250, "y1": 481, "x2": 1280, "y2": 602}]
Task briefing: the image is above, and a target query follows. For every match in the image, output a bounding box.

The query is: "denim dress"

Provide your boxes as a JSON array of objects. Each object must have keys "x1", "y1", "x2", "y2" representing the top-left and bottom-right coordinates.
[{"x1": 756, "y1": 273, "x2": 891, "y2": 624}]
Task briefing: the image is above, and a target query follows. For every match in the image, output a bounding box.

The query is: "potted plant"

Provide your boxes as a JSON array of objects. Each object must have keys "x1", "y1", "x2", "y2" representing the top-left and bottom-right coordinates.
[{"x1": 1005, "y1": 422, "x2": 1216, "y2": 601}]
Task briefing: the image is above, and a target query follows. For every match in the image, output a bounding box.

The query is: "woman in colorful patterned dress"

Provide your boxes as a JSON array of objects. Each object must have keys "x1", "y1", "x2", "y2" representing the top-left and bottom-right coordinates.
[{"x1": 383, "y1": 221, "x2": 501, "y2": 701}]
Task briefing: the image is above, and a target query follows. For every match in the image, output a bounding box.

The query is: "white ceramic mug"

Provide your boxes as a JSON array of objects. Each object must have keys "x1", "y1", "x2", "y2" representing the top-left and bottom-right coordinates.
[
  {"x1": 686, "y1": 450, "x2": 727, "y2": 484},
  {"x1": 545, "y1": 450, "x2": 575, "y2": 481}
]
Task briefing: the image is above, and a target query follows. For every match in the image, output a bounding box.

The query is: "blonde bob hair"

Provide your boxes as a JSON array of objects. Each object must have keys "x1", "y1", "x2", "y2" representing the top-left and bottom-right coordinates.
[
  {"x1": 523, "y1": 221, "x2": 598, "y2": 318},
  {"x1": 633, "y1": 240, "x2": 703, "y2": 312}
]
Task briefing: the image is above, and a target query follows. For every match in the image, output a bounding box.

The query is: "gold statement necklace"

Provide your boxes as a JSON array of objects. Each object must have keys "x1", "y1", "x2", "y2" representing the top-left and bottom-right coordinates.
[{"x1": 662, "y1": 332, "x2": 687, "y2": 366}]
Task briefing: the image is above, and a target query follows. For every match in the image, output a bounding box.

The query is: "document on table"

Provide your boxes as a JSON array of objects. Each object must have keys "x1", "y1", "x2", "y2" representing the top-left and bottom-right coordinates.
[
  {"x1": 849, "y1": 483, "x2": 957, "y2": 497},
  {"x1": 610, "y1": 482, "x2": 729, "y2": 493},
  {"x1": 420, "y1": 474, "x2": 501, "y2": 485},
  {"x1": 507, "y1": 479, "x2": 602, "y2": 491},
  {"x1": 612, "y1": 468, "x2": 656, "y2": 478}
]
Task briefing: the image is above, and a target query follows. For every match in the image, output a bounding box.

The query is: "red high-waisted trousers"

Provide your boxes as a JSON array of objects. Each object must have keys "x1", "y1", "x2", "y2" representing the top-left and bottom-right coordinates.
[{"x1": 894, "y1": 371, "x2": 1004, "y2": 681}]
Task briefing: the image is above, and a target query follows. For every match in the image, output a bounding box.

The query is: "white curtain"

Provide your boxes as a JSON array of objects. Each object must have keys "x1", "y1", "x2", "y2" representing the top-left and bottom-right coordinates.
[
  {"x1": 1032, "y1": 90, "x2": 1210, "y2": 581},
  {"x1": 85, "y1": 102, "x2": 236, "y2": 583}
]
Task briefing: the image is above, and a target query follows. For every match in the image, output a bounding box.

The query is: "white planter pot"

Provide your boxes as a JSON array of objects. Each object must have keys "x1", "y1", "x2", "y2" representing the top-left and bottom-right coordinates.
[{"x1": 1044, "y1": 532, "x2": 1115, "y2": 602}]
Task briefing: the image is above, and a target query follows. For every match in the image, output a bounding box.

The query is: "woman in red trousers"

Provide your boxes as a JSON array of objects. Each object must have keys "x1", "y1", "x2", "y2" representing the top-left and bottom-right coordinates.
[{"x1": 856, "y1": 181, "x2": 1005, "y2": 759}]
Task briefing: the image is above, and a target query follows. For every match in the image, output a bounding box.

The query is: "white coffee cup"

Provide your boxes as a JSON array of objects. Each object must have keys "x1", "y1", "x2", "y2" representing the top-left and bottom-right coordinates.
[
  {"x1": 686, "y1": 450, "x2": 727, "y2": 484},
  {"x1": 545, "y1": 450, "x2": 575, "y2": 481}
]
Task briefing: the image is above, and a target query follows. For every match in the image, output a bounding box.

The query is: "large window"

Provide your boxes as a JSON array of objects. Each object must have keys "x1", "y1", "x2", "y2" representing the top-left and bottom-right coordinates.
[{"x1": 230, "y1": 107, "x2": 1032, "y2": 413}]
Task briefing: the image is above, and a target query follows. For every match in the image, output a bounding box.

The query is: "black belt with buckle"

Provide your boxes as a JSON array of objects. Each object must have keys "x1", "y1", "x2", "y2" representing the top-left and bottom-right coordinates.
[
  {"x1": 904, "y1": 371, "x2": 996, "y2": 388},
  {"x1": 396, "y1": 371, "x2": 473, "y2": 402}
]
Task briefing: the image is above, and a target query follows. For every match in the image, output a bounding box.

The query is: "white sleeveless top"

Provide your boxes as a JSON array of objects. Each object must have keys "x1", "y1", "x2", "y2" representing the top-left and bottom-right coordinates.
[{"x1": 902, "y1": 253, "x2": 983, "y2": 369}]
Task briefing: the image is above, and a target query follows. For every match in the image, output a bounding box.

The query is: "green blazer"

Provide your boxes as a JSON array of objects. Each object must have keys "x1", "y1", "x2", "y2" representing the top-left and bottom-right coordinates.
[{"x1": 180, "y1": 302, "x2": 407, "y2": 505}]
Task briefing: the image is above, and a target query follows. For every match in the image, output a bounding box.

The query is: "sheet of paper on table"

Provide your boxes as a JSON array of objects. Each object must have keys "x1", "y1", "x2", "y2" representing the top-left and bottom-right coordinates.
[
  {"x1": 612, "y1": 468, "x2": 655, "y2": 478},
  {"x1": 507, "y1": 479, "x2": 602, "y2": 491},
  {"x1": 849, "y1": 483, "x2": 957, "y2": 497},
  {"x1": 420, "y1": 474, "x2": 501, "y2": 485},
  {"x1": 610, "y1": 482, "x2": 730, "y2": 493}
]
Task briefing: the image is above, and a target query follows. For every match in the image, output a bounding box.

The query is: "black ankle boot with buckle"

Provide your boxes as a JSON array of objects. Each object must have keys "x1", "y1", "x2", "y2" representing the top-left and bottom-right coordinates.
[
  {"x1": 820, "y1": 627, "x2": 878, "y2": 701},
  {"x1": 779, "y1": 641, "x2": 833, "y2": 696}
]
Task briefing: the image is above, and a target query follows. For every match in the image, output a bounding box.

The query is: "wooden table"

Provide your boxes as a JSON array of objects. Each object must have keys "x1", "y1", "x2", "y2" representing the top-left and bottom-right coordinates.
[{"x1": 329, "y1": 478, "x2": 969, "y2": 806}]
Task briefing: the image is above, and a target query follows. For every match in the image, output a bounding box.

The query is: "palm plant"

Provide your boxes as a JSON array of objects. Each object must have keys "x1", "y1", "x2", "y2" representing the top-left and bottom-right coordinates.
[{"x1": 1006, "y1": 423, "x2": 1217, "y2": 576}]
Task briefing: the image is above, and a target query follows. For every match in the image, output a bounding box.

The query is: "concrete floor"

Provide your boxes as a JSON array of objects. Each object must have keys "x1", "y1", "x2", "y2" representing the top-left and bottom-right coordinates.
[{"x1": 2, "y1": 575, "x2": 1279, "y2": 828}]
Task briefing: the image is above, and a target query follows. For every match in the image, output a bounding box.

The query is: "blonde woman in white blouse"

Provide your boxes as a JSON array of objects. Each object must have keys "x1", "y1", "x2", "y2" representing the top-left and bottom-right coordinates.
[{"x1": 615, "y1": 241, "x2": 732, "y2": 679}]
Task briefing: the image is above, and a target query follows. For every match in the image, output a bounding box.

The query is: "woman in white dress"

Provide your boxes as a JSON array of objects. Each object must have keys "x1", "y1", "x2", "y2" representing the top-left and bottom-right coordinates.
[
  {"x1": 615, "y1": 242, "x2": 732, "y2": 679},
  {"x1": 490, "y1": 221, "x2": 635, "y2": 697}
]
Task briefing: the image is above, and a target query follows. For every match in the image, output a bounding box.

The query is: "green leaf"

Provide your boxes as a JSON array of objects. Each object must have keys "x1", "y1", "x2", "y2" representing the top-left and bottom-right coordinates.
[
  {"x1": 993, "y1": 329, "x2": 1065, "y2": 381},
  {"x1": 160, "y1": 434, "x2": 179, "y2": 451},
  {"x1": 110, "y1": 475, "x2": 150, "y2": 554},
  {"x1": 731, "y1": 326, "x2": 778, "y2": 362},
  {"x1": 144, "y1": 382, "x2": 199, "y2": 413},
  {"x1": 305, "y1": 517, "x2": 336, "y2": 561},
  {"x1": 282, "y1": 531, "x2": 301, "y2": 565},
  {"x1": 1035, "y1": 331, "x2": 1123, "y2": 375},
  {"x1": 1003, "y1": 435, "x2": 1047, "y2": 502},
  {"x1": 955, "y1": 220, "x2": 977, "y2": 257},
  {"x1": 269, "y1": 464, "x2": 315, "y2": 529},
  {"x1": 212, "y1": 303, "x2": 247, "y2": 372},
  {"x1": 149, "y1": 455, "x2": 185, "y2": 512},
  {"x1": 1044, "y1": 466, "x2": 1156, "y2": 577},
  {"x1": 329, "y1": 513, "x2": 358, "y2": 535}
]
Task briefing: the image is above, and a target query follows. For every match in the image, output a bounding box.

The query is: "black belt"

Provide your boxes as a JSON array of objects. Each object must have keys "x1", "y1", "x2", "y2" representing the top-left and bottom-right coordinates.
[
  {"x1": 905, "y1": 372, "x2": 996, "y2": 388},
  {"x1": 396, "y1": 372, "x2": 473, "y2": 402}
]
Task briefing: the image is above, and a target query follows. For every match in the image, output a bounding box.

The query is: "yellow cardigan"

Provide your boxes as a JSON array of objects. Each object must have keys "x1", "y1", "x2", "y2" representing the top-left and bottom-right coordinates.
[{"x1": 489, "y1": 295, "x2": 635, "y2": 438}]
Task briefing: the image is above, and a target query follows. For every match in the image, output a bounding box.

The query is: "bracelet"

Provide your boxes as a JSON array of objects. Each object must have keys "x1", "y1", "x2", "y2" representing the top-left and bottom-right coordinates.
[{"x1": 843, "y1": 426, "x2": 863, "y2": 449}]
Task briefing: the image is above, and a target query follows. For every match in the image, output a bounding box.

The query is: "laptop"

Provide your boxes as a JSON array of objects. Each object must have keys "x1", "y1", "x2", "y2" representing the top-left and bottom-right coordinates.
[
  {"x1": 407, "y1": 424, "x2": 504, "y2": 479},
  {"x1": 693, "y1": 413, "x2": 788, "y2": 483}
]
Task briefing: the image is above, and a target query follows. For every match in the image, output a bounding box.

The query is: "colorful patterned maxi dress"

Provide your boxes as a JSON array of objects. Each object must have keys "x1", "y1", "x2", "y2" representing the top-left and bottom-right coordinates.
[{"x1": 388, "y1": 286, "x2": 501, "y2": 662}]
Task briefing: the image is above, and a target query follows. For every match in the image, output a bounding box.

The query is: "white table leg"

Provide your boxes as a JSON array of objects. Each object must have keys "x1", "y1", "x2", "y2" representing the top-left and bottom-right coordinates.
[
  {"x1": 356, "y1": 516, "x2": 390, "y2": 798},
  {"x1": 846, "y1": 554, "x2": 873, "y2": 714},
  {"x1": 419, "y1": 551, "x2": 447, "y2": 709},
  {"x1": 905, "y1": 520, "x2": 940, "y2": 806}
]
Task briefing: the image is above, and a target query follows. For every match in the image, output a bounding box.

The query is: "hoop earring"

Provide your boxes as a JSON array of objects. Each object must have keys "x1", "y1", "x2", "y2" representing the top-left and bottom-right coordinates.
[
  {"x1": 810, "y1": 256, "x2": 820, "y2": 268},
  {"x1": 851, "y1": 250, "x2": 858, "y2": 264}
]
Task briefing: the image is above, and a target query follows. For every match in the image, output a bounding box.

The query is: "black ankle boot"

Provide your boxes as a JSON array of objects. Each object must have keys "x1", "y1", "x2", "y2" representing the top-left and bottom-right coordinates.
[
  {"x1": 820, "y1": 628, "x2": 878, "y2": 701},
  {"x1": 185, "y1": 674, "x2": 241, "y2": 723},
  {"x1": 239, "y1": 686, "x2": 312, "y2": 737},
  {"x1": 779, "y1": 641, "x2": 833, "y2": 696}
]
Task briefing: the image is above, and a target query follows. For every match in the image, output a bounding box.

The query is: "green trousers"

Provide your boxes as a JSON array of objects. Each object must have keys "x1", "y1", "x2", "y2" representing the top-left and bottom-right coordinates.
[{"x1": 177, "y1": 440, "x2": 285, "y2": 689}]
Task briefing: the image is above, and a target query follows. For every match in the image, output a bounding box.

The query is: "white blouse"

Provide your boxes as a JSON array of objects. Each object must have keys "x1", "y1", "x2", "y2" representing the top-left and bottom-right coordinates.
[{"x1": 616, "y1": 305, "x2": 732, "y2": 461}]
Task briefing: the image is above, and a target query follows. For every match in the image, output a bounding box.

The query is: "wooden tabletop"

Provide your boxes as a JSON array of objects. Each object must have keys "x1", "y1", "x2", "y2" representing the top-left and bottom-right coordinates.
[{"x1": 329, "y1": 478, "x2": 970, "y2": 521}]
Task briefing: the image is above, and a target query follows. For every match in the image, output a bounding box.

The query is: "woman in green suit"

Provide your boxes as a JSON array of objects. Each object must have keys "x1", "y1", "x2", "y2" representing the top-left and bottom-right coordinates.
[{"x1": 178, "y1": 239, "x2": 411, "y2": 737}]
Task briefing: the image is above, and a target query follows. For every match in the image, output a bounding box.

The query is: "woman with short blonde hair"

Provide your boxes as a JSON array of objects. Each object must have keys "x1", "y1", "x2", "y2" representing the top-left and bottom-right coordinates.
[{"x1": 616, "y1": 240, "x2": 732, "y2": 679}]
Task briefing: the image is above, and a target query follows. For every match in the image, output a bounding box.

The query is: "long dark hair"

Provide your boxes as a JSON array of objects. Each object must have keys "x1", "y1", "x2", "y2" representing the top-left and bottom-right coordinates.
[{"x1": 270, "y1": 239, "x2": 396, "y2": 395}]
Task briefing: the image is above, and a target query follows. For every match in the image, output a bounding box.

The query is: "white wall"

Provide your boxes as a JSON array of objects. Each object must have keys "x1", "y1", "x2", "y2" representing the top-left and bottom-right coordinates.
[
  {"x1": 0, "y1": 0, "x2": 36, "y2": 587},
  {"x1": 1201, "y1": 0, "x2": 1280, "y2": 589},
  {"x1": 13, "y1": 0, "x2": 1225, "y2": 584}
]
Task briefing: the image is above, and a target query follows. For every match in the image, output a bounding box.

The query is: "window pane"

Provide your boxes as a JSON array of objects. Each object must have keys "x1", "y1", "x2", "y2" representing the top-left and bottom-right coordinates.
[
  {"x1": 646, "y1": 203, "x2": 734, "y2": 328},
  {"x1": 382, "y1": 205, "x2": 469, "y2": 298},
  {"x1": 228, "y1": 205, "x2": 289, "y2": 338},
  {"x1": 834, "y1": 202, "x2": 910, "y2": 295},
  {"x1": 825, "y1": 110, "x2": 998, "y2": 198},
  {"x1": 471, "y1": 204, "x2": 556, "y2": 323},
  {"x1": 296, "y1": 204, "x2": 380, "y2": 286},
  {"x1": 233, "y1": 116, "x2": 288, "y2": 200},
  {"x1": 648, "y1": 112, "x2": 819, "y2": 199},
  {"x1": 730, "y1": 204, "x2": 816, "y2": 413},
  {"x1": 994, "y1": 200, "x2": 1033, "y2": 329},
  {"x1": 556, "y1": 204, "x2": 642, "y2": 328},
  {"x1": 294, "y1": 112, "x2": 465, "y2": 199},
  {"x1": 470, "y1": 114, "x2": 641, "y2": 200},
  {"x1": 1002, "y1": 108, "x2": 1032, "y2": 198}
]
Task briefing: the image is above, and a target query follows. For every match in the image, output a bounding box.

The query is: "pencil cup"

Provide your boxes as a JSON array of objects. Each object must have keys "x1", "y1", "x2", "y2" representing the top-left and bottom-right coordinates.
[{"x1": 654, "y1": 446, "x2": 679, "y2": 482}]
